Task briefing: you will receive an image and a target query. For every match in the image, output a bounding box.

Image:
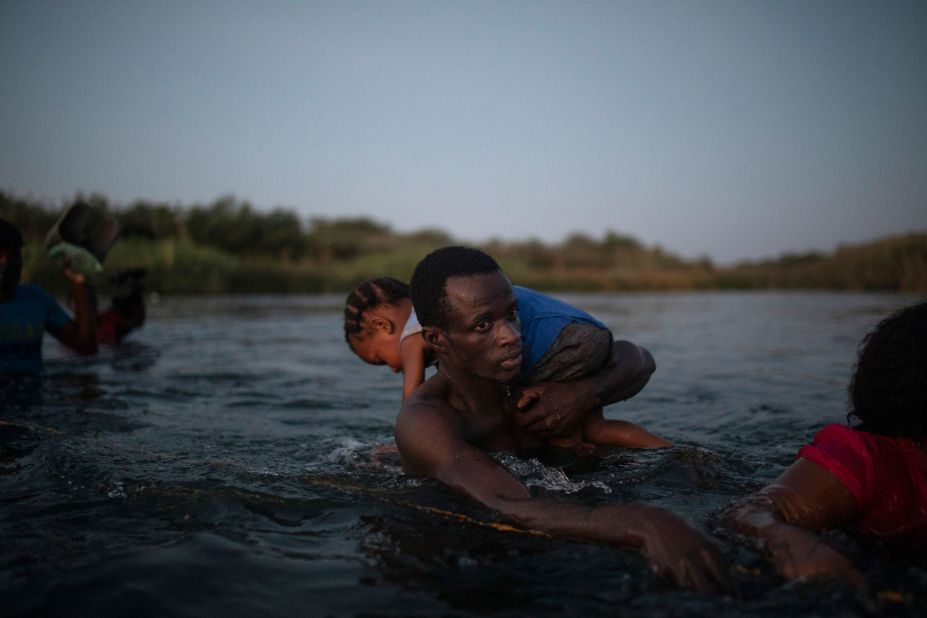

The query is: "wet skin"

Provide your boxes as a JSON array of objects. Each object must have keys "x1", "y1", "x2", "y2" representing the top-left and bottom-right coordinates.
[
  {"x1": 436, "y1": 271, "x2": 523, "y2": 386},
  {"x1": 396, "y1": 270, "x2": 729, "y2": 593}
]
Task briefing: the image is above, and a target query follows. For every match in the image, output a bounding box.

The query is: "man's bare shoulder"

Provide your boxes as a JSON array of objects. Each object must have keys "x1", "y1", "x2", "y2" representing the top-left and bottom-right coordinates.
[
  {"x1": 395, "y1": 373, "x2": 466, "y2": 475},
  {"x1": 397, "y1": 373, "x2": 457, "y2": 427}
]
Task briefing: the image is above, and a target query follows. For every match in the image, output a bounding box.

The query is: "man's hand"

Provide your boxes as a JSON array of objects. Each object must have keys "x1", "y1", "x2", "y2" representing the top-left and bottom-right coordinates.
[
  {"x1": 515, "y1": 340, "x2": 656, "y2": 439},
  {"x1": 624, "y1": 505, "x2": 730, "y2": 593},
  {"x1": 513, "y1": 380, "x2": 594, "y2": 438}
]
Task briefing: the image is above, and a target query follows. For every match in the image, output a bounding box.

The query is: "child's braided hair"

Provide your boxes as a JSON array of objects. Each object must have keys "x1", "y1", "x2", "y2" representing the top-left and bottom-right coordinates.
[{"x1": 343, "y1": 277, "x2": 410, "y2": 347}]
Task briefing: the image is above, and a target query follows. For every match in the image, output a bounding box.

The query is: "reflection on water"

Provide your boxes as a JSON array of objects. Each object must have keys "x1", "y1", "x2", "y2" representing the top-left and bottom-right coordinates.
[{"x1": 1, "y1": 292, "x2": 925, "y2": 617}]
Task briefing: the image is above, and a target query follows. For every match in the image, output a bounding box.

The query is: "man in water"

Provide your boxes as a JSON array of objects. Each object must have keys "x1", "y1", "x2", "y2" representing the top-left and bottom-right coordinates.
[
  {"x1": 395, "y1": 246, "x2": 728, "y2": 592},
  {"x1": 0, "y1": 217, "x2": 97, "y2": 374}
]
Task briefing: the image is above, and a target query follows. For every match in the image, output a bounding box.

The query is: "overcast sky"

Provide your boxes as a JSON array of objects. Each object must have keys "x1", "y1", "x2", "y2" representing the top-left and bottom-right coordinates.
[{"x1": 2, "y1": 1, "x2": 925, "y2": 263}]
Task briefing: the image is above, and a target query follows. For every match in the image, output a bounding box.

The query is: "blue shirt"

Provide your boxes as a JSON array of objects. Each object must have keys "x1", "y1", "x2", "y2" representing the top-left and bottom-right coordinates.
[
  {"x1": 0, "y1": 283, "x2": 71, "y2": 374},
  {"x1": 514, "y1": 286, "x2": 606, "y2": 376}
]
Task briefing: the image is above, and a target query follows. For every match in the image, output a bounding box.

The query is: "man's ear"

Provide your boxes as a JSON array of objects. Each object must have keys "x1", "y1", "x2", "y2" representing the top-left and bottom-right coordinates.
[
  {"x1": 369, "y1": 316, "x2": 394, "y2": 334},
  {"x1": 422, "y1": 326, "x2": 446, "y2": 353}
]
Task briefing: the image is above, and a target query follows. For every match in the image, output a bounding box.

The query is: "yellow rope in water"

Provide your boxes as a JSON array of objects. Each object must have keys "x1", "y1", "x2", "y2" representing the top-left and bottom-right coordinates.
[{"x1": 300, "y1": 474, "x2": 550, "y2": 537}]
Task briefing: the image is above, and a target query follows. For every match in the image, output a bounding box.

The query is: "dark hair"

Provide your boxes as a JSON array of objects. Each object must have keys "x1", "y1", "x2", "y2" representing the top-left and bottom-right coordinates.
[
  {"x1": 0, "y1": 217, "x2": 23, "y2": 249},
  {"x1": 848, "y1": 300, "x2": 927, "y2": 437},
  {"x1": 343, "y1": 277, "x2": 410, "y2": 345},
  {"x1": 410, "y1": 246, "x2": 501, "y2": 329},
  {"x1": 111, "y1": 268, "x2": 147, "y2": 315}
]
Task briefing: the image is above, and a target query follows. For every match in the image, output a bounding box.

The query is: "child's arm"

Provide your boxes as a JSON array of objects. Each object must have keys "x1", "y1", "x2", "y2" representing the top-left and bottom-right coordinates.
[
  {"x1": 400, "y1": 334, "x2": 428, "y2": 400},
  {"x1": 581, "y1": 409, "x2": 672, "y2": 448}
]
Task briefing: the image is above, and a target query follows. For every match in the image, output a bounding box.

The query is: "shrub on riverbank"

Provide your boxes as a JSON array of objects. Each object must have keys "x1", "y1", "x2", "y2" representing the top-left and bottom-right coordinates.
[{"x1": 5, "y1": 190, "x2": 926, "y2": 294}]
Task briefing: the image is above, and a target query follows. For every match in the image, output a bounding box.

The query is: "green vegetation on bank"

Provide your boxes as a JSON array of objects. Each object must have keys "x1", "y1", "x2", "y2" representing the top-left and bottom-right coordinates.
[{"x1": 3, "y1": 190, "x2": 926, "y2": 295}]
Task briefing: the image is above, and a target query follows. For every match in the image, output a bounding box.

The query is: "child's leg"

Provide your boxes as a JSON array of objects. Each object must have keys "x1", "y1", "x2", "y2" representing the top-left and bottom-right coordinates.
[{"x1": 582, "y1": 408, "x2": 673, "y2": 448}]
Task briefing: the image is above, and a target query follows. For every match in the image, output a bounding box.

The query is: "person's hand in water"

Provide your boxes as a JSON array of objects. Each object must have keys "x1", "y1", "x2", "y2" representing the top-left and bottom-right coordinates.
[
  {"x1": 763, "y1": 523, "x2": 867, "y2": 588},
  {"x1": 721, "y1": 461, "x2": 868, "y2": 591},
  {"x1": 615, "y1": 504, "x2": 731, "y2": 593}
]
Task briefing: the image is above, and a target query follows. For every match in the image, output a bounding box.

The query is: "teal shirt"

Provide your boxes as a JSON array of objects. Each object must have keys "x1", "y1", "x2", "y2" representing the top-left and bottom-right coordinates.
[{"x1": 0, "y1": 284, "x2": 71, "y2": 374}]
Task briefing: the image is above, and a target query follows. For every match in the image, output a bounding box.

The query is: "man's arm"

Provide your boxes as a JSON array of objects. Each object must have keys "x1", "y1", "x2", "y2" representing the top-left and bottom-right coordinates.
[
  {"x1": 515, "y1": 340, "x2": 655, "y2": 437},
  {"x1": 395, "y1": 397, "x2": 727, "y2": 593},
  {"x1": 720, "y1": 458, "x2": 865, "y2": 587},
  {"x1": 47, "y1": 261, "x2": 97, "y2": 355}
]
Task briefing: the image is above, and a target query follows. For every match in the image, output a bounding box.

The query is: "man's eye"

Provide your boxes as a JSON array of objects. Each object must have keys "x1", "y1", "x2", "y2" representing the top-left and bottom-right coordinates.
[
  {"x1": 475, "y1": 320, "x2": 491, "y2": 332},
  {"x1": 507, "y1": 309, "x2": 518, "y2": 321}
]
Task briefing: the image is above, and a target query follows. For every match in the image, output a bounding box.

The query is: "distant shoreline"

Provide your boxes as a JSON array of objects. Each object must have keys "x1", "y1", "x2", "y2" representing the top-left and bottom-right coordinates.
[{"x1": 3, "y1": 191, "x2": 926, "y2": 295}]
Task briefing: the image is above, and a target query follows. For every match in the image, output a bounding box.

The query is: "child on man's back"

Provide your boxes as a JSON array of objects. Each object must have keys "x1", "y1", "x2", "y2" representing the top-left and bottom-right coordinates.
[
  {"x1": 343, "y1": 277, "x2": 432, "y2": 400},
  {"x1": 344, "y1": 277, "x2": 670, "y2": 450}
]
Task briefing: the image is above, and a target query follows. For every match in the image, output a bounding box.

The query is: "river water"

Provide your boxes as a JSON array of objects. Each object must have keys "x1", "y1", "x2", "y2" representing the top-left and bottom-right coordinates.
[{"x1": 1, "y1": 291, "x2": 924, "y2": 616}]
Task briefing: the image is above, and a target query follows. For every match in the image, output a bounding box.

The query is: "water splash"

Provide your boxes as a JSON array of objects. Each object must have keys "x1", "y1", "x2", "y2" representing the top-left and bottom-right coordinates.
[
  {"x1": 315, "y1": 436, "x2": 405, "y2": 478},
  {"x1": 494, "y1": 453, "x2": 612, "y2": 494}
]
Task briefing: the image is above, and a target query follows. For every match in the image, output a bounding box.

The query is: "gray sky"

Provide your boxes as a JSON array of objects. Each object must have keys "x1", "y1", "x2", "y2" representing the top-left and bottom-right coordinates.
[{"x1": 2, "y1": 1, "x2": 925, "y2": 264}]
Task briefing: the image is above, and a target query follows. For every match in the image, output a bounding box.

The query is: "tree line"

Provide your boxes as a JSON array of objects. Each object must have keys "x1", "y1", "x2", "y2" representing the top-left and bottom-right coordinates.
[{"x1": 2, "y1": 190, "x2": 925, "y2": 294}]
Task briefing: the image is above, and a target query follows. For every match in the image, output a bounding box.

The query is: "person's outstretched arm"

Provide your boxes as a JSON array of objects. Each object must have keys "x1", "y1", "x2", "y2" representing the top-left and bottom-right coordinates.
[
  {"x1": 48, "y1": 260, "x2": 97, "y2": 355},
  {"x1": 395, "y1": 397, "x2": 728, "y2": 593},
  {"x1": 720, "y1": 458, "x2": 865, "y2": 588},
  {"x1": 515, "y1": 340, "x2": 656, "y2": 438}
]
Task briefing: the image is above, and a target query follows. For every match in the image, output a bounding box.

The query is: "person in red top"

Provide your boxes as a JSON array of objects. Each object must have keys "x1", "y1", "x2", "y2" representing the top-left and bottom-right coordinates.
[
  {"x1": 798, "y1": 424, "x2": 927, "y2": 541},
  {"x1": 722, "y1": 300, "x2": 927, "y2": 587},
  {"x1": 71, "y1": 269, "x2": 147, "y2": 346},
  {"x1": 95, "y1": 268, "x2": 146, "y2": 345}
]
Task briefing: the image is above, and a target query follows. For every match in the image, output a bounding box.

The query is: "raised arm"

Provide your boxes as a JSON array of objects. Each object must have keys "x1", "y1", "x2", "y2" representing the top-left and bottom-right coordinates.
[
  {"x1": 720, "y1": 458, "x2": 865, "y2": 587},
  {"x1": 515, "y1": 340, "x2": 656, "y2": 438},
  {"x1": 47, "y1": 260, "x2": 97, "y2": 355},
  {"x1": 395, "y1": 400, "x2": 727, "y2": 593}
]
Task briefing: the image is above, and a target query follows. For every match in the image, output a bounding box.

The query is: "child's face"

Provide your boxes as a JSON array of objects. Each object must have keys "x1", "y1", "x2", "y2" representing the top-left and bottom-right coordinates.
[{"x1": 351, "y1": 327, "x2": 403, "y2": 373}]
